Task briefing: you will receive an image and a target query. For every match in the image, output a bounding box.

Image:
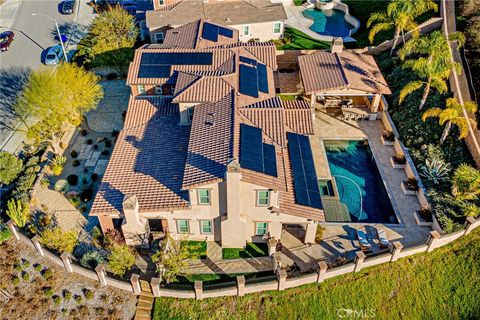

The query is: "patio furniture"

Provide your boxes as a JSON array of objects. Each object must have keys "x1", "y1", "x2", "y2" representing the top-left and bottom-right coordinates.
[
  {"x1": 356, "y1": 229, "x2": 371, "y2": 251},
  {"x1": 377, "y1": 229, "x2": 391, "y2": 249}
]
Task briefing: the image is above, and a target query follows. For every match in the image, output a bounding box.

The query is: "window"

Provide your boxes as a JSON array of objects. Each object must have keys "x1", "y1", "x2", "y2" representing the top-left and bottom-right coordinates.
[
  {"x1": 154, "y1": 32, "x2": 164, "y2": 44},
  {"x1": 273, "y1": 22, "x2": 282, "y2": 34},
  {"x1": 138, "y1": 85, "x2": 145, "y2": 95},
  {"x1": 187, "y1": 107, "x2": 195, "y2": 123},
  {"x1": 176, "y1": 220, "x2": 189, "y2": 233},
  {"x1": 255, "y1": 222, "x2": 268, "y2": 235},
  {"x1": 200, "y1": 220, "x2": 212, "y2": 234},
  {"x1": 256, "y1": 190, "x2": 270, "y2": 206},
  {"x1": 154, "y1": 85, "x2": 163, "y2": 95},
  {"x1": 243, "y1": 25, "x2": 250, "y2": 36},
  {"x1": 158, "y1": 0, "x2": 164, "y2": 5},
  {"x1": 197, "y1": 189, "x2": 210, "y2": 205}
]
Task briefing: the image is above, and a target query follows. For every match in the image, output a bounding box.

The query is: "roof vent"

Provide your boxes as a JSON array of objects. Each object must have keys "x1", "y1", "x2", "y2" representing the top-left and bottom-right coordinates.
[
  {"x1": 205, "y1": 120, "x2": 215, "y2": 127},
  {"x1": 208, "y1": 112, "x2": 216, "y2": 117},
  {"x1": 225, "y1": 18, "x2": 231, "y2": 22}
]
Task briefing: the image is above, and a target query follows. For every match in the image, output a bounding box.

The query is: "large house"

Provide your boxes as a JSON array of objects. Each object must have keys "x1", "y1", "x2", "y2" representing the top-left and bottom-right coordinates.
[
  {"x1": 145, "y1": 0, "x2": 287, "y2": 44},
  {"x1": 90, "y1": 21, "x2": 323, "y2": 248}
]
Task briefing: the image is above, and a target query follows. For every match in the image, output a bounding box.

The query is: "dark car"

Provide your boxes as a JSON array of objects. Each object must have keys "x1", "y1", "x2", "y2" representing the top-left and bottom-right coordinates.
[
  {"x1": 62, "y1": 0, "x2": 76, "y2": 14},
  {"x1": 0, "y1": 31, "x2": 14, "y2": 52}
]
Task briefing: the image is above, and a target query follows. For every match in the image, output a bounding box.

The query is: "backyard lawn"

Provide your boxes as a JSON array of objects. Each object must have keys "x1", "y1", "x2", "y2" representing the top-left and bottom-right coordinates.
[
  {"x1": 153, "y1": 228, "x2": 480, "y2": 319},
  {"x1": 274, "y1": 27, "x2": 330, "y2": 50},
  {"x1": 222, "y1": 242, "x2": 269, "y2": 259}
]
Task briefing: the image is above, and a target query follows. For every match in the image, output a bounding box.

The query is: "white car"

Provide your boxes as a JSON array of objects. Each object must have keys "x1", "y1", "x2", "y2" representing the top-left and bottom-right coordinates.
[{"x1": 45, "y1": 45, "x2": 64, "y2": 65}]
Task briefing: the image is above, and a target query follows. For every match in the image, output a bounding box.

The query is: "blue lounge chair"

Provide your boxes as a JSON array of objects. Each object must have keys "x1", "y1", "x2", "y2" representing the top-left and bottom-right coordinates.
[
  {"x1": 356, "y1": 230, "x2": 371, "y2": 251},
  {"x1": 377, "y1": 229, "x2": 391, "y2": 249}
]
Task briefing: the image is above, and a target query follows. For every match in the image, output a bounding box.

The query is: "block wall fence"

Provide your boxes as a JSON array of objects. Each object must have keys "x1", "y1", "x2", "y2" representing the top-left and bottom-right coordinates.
[{"x1": 6, "y1": 216, "x2": 480, "y2": 300}]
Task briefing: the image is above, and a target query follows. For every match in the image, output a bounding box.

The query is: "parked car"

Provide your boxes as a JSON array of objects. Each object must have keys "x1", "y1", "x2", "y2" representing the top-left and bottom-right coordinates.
[
  {"x1": 0, "y1": 31, "x2": 15, "y2": 52},
  {"x1": 62, "y1": 0, "x2": 77, "y2": 14},
  {"x1": 44, "y1": 45, "x2": 64, "y2": 65}
]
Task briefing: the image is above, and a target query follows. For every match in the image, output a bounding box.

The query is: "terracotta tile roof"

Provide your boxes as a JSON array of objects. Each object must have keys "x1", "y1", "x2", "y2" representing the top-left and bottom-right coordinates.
[
  {"x1": 90, "y1": 97, "x2": 191, "y2": 215},
  {"x1": 298, "y1": 50, "x2": 391, "y2": 95},
  {"x1": 173, "y1": 76, "x2": 234, "y2": 103},
  {"x1": 182, "y1": 91, "x2": 235, "y2": 188},
  {"x1": 146, "y1": 0, "x2": 287, "y2": 30}
]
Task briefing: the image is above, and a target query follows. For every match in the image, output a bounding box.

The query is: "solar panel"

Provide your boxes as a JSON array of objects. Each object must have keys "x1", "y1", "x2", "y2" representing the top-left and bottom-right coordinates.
[
  {"x1": 240, "y1": 56, "x2": 257, "y2": 66},
  {"x1": 219, "y1": 26, "x2": 234, "y2": 38},
  {"x1": 240, "y1": 124, "x2": 277, "y2": 177},
  {"x1": 287, "y1": 132, "x2": 322, "y2": 209},
  {"x1": 138, "y1": 65, "x2": 171, "y2": 78},
  {"x1": 202, "y1": 22, "x2": 219, "y2": 42},
  {"x1": 239, "y1": 65, "x2": 258, "y2": 98},
  {"x1": 257, "y1": 63, "x2": 268, "y2": 93},
  {"x1": 141, "y1": 52, "x2": 213, "y2": 66}
]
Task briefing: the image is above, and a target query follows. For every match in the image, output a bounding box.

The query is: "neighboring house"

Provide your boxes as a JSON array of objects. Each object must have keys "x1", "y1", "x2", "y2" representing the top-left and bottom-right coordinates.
[
  {"x1": 90, "y1": 21, "x2": 323, "y2": 248},
  {"x1": 146, "y1": 0, "x2": 287, "y2": 44},
  {"x1": 134, "y1": 0, "x2": 154, "y2": 41}
]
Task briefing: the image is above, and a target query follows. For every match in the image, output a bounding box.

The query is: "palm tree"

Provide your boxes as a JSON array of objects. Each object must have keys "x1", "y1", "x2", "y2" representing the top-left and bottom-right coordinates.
[
  {"x1": 367, "y1": 0, "x2": 438, "y2": 56},
  {"x1": 422, "y1": 98, "x2": 478, "y2": 144},
  {"x1": 452, "y1": 164, "x2": 480, "y2": 201},
  {"x1": 398, "y1": 31, "x2": 464, "y2": 110}
]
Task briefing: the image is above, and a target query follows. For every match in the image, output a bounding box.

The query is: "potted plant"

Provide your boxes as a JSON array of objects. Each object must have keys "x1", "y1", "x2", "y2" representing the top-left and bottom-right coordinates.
[
  {"x1": 401, "y1": 177, "x2": 419, "y2": 195},
  {"x1": 414, "y1": 206, "x2": 433, "y2": 226},
  {"x1": 390, "y1": 153, "x2": 406, "y2": 169},
  {"x1": 381, "y1": 130, "x2": 395, "y2": 146}
]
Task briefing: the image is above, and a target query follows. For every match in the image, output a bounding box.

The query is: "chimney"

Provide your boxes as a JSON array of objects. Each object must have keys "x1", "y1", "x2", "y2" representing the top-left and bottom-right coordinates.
[{"x1": 331, "y1": 37, "x2": 343, "y2": 54}]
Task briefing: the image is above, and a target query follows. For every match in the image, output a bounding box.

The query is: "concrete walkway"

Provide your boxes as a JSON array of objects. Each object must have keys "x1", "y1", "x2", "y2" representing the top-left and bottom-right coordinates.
[{"x1": 186, "y1": 256, "x2": 274, "y2": 274}]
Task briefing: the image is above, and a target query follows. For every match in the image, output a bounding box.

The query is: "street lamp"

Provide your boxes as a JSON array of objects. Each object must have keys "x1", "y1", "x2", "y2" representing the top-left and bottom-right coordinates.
[{"x1": 32, "y1": 13, "x2": 68, "y2": 62}]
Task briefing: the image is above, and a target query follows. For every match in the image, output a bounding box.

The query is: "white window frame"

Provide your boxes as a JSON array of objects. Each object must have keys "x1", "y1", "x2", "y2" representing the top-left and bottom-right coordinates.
[
  {"x1": 255, "y1": 222, "x2": 268, "y2": 236},
  {"x1": 137, "y1": 85, "x2": 146, "y2": 95},
  {"x1": 176, "y1": 219, "x2": 190, "y2": 234},
  {"x1": 197, "y1": 189, "x2": 211, "y2": 205},
  {"x1": 158, "y1": 0, "x2": 164, "y2": 6},
  {"x1": 273, "y1": 22, "x2": 282, "y2": 34},
  {"x1": 200, "y1": 220, "x2": 212, "y2": 234},
  {"x1": 256, "y1": 190, "x2": 270, "y2": 207},
  {"x1": 154, "y1": 85, "x2": 163, "y2": 95},
  {"x1": 243, "y1": 25, "x2": 250, "y2": 36},
  {"x1": 154, "y1": 32, "x2": 164, "y2": 44}
]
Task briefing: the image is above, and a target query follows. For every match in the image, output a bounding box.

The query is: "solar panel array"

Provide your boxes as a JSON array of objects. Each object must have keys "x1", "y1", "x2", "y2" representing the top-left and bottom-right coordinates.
[
  {"x1": 138, "y1": 52, "x2": 214, "y2": 79},
  {"x1": 239, "y1": 57, "x2": 269, "y2": 97},
  {"x1": 202, "y1": 22, "x2": 234, "y2": 42},
  {"x1": 287, "y1": 132, "x2": 322, "y2": 209},
  {"x1": 240, "y1": 124, "x2": 277, "y2": 177}
]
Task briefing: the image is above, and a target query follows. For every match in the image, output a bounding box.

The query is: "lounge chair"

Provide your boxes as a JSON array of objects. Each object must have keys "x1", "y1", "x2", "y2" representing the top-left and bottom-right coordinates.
[
  {"x1": 377, "y1": 229, "x2": 391, "y2": 249},
  {"x1": 356, "y1": 230, "x2": 371, "y2": 251}
]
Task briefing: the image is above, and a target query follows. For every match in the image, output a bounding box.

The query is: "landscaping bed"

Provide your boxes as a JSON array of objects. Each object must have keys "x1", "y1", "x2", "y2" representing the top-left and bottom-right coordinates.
[
  {"x1": 182, "y1": 240, "x2": 207, "y2": 260},
  {"x1": 274, "y1": 27, "x2": 330, "y2": 50},
  {"x1": 222, "y1": 243, "x2": 268, "y2": 259}
]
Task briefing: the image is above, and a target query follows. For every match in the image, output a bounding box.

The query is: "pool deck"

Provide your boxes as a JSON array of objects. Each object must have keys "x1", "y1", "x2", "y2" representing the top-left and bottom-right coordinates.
[
  {"x1": 284, "y1": 1, "x2": 357, "y2": 43},
  {"x1": 306, "y1": 110, "x2": 432, "y2": 261}
]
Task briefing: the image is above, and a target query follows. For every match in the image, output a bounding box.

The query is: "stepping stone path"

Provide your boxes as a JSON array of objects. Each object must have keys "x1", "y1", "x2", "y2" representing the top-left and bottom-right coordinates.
[{"x1": 134, "y1": 280, "x2": 154, "y2": 320}]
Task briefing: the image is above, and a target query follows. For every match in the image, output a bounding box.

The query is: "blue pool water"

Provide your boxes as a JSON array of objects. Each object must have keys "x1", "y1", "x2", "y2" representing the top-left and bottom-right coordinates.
[
  {"x1": 303, "y1": 8, "x2": 355, "y2": 38},
  {"x1": 324, "y1": 140, "x2": 397, "y2": 223}
]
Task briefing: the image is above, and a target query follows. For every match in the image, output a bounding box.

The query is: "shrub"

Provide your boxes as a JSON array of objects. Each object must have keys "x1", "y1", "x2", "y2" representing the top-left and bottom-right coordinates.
[
  {"x1": 72, "y1": 160, "x2": 81, "y2": 167},
  {"x1": 106, "y1": 72, "x2": 118, "y2": 80},
  {"x1": 40, "y1": 227, "x2": 79, "y2": 254},
  {"x1": 101, "y1": 149, "x2": 109, "y2": 156},
  {"x1": 382, "y1": 130, "x2": 395, "y2": 142},
  {"x1": 0, "y1": 223, "x2": 12, "y2": 244},
  {"x1": 405, "y1": 178, "x2": 419, "y2": 191},
  {"x1": 315, "y1": 225, "x2": 325, "y2": 243},
  {"x1": 108, "y1": 244, "x2": 135, "y2": 277},
  {"x1": 419, "y1": 206, "x2": 433, "y2": 222},
  {"x1": 54, "y1": 179, "x2": 68, "y2": 192},
  {"x1": 11, "y1": 276, "x2": 20, "y2": 285},
  {"x1": 91, "y1": 173, "x2": 99, "y2": 182},
  {"x1": 53, "y1": 295, "x2": 62, "y2": 304},
  {"x1": 80, "y1": 249, "x2": 106, "y2": 269},
  {"x1": 34, "y1": 264, "x2": 42, "y2": 271},
  {"x1": 59, "y1": 141, "x2": 67, "y2": 149},
  {"x1": 71, "y1": 150, "x2": 78, "y2": 158},
  {"x1": 419, "y1": 158, "x2": 451, "y2": 185},
  {"x1": 0, "y1": 151, "x2": 24, "y2": 184},
  {"x1": 43, "y1": 287, "x2": 54, "y2": 296},
  {"x1": 42, "y1": 269, "x2": 53, "y2": 280},
  {"x1": 80, "y1": 187, "x2": 94, "y2": 202},
  {"x1": 93, "y1": 144, "x2": 99, "y2": 150},
  {"x1": 393, "y1": 153, "x2": 406, "y2": 164},
  {"x1": 68, "y1": 195, "x2": 81, "y2": 207},
  {"x1": 67, "y1": 174, "x2": 79, "y2": 186},
  {"x1": 80, "y1": 129, "x2": 88, "y2": 136},
  {"x1": 75, "y1": 295, "x2": 83, "y2": 303},
  {"x1": 50, "y1": 156, "x2": 67, "y2": 176},
  {"x1": 22, "y1": 260, "x2": 31, "y2": 268},
  {"x1": 112, "y1": 130, "x2": 119, "y2": 137},
  {"x1": 105, "y1": 140, "x2": 112, "y2": 148},
  {"x1": 84, "y1": 290, "x2": 94, "y2": 300},
  {"x1": 63, "y1": 290, "x2": 72, "y2": 300},
  {"x1": 21, "y1": 272, "x2": 30, "y2": 281},
  {"x1": 6, "y1": 199, "x2": 30, "y2": 228},
  {"x1": 86, "y1": 139, "x2": 93, "y2": 145},
  {"x1": 14, "y1": 264, "x2": 22, "y2": 272},
  {"x1": 83, "y1": 168, "x2": 89, "y2": 173}
]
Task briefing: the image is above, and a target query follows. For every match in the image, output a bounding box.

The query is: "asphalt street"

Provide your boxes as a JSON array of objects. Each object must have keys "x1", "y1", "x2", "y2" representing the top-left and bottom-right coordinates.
[{"x1": 0, "y1": 0, "x2": 94, "y2": 153}]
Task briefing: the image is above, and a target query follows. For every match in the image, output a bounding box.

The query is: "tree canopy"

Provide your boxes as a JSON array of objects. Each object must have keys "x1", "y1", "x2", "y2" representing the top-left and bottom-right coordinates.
[
  {"x1": 108, "y1": 244, "x2": 136, "y2": 277},
  {"x1": 15, "y1": 63, "x2": 103, "y2": 148},
  {"x1": 0, "y1": 152, "x2": 24, "y2": 185}
]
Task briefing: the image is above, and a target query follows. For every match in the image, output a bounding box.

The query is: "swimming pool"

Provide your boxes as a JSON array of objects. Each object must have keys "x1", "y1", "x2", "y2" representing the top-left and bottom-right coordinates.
[
  {"x1": 324, "y1": 140, "x2": 397, "y2": 223},
  {"x1": 303, "y1": 8, "x2": 355, "y2": 38}
]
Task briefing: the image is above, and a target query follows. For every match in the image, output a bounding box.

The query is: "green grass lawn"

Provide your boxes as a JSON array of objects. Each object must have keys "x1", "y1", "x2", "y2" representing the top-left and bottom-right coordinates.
[
  {"x1": 274, "y1": 27, "x2": 330, "y2": 50},
  {"x1": 181, "y1": 240, "x2": 207, "y2": 259},
  {"x1": 222, "y1": 242, "x2": 269, "y2": 259},
  {"x1": 153, "y1": 228, "x2": 480, "y2": 319}
]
